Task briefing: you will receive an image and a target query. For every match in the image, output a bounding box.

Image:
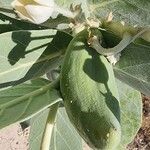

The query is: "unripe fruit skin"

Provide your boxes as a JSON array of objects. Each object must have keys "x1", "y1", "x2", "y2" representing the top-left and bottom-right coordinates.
[{"x1": 60, "y1": 30, "x2": 121, "y2": 150}]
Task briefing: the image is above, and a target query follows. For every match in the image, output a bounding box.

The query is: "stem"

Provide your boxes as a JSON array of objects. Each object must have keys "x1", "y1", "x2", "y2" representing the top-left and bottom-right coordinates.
[
  {"x1": 90, "y1": 32, "x2": 132, "y2": 56},
  {"x1": 90, "y1": 26, "x2": 150, "y2": 56},
  {"x1": 41, "y1": 103, "x2": 59, "y2": 150}
]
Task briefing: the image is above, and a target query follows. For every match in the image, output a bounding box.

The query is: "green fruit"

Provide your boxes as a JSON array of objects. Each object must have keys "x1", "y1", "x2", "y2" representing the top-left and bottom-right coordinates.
[{"x1": 60, "y1": 29, "x2": 121, "y2": 150}]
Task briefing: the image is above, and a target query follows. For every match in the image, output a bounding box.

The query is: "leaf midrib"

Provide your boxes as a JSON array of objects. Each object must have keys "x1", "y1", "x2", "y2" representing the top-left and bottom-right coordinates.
[
  {"x1": 114, "y1": 67, "x2": 149, "y2": 84},
  {"x1": 0, "y1": 83, "x2": 52, "y2": 109}
]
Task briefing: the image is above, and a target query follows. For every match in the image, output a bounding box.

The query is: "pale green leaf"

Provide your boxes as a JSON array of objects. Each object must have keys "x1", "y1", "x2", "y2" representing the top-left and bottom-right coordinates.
[
  {"x1": 116, "y1": 79, "x2": 142, "y2": 149},
  {"x1": 29, "y1": 106, "x2": 82, "y2": 150},
  {"x1": 55, "y1": 0, "x2": 90, "y2": 17},
  {"x1": 114, "y1": 43, "x2": 150, "y2": 96},
  {"x1": 50, "y1": 107, "x2": 83, "y2": 150},
  {"x1": 0, "y1": 0, "x2": 13, "y2": 8},
  {"x1": 16, "y1": 30, "x2": 72, "y2": 81},
  {"x1": 0, "y1": 29, "x2": 56, "y2": 83},
  {"x1": 29, "y1": 109, "x2": 50, "y2": 150},
  {"x1": 55, "y1": 0, "x2": 83, "y2": 9},
  {"x1": 0, "y1": 0, "x2": 16, "y2": 18},
  {"x1": 0, "y1": 78, "x2": 62, "y2": 129},
  {"x1": 0, "y1": 29, "x2": 57, "y2": 89},
  {"x1": 101, "y1": 30, "x2": 150, "y2": 96},
  {"x1": 29, "y1": 103, "x2": 60, "y2": 150},
  {"x1": 88, "y1": 0, "x2": 150, "y2": 26},
  {"x1": 0, "y1": 30, "x2": 72, "y2": 89}
]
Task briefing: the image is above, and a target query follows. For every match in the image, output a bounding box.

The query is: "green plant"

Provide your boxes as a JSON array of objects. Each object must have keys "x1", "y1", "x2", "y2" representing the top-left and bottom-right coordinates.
[{"x1": 0, "y1": 0, "x2": 149, "y2": 150}]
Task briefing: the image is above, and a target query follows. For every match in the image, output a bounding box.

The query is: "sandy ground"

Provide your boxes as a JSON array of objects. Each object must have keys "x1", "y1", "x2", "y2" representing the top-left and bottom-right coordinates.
[
  {"x1": 0, "y1": 124, "x2": 29, "y2": 150},
  {"x1": 0, "y1": 95, "x2": 149, "y2": 150}
]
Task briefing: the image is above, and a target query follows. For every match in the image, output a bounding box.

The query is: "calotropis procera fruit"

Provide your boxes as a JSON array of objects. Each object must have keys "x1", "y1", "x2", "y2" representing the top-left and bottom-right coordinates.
[
  {"x1": 11, "y1": 0, "x2": 55, "y2": 24},
  {"x1": 60, "y1": 29, "x2": 121, "y2": 150}
]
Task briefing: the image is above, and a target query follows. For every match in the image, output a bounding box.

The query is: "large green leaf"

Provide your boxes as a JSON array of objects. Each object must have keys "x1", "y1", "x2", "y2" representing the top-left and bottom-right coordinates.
[
  {"x1": 50, "y1": 107, "x2": 83, "y2": 150},
  {"x1": 88, "y1": 0, "x2": 150, "y2": 26},
  {"x1": 116, "y1": 79, "x2": 142, "y2": 149},
  {"x1": 114, "y1": 43, "x2": 150, "y2": 96},
  {"x1": 0, "y1": 30, "x2": 72, "y2": 89},
  {"x1": 0, "y1": 29, "x2": 56, "y2": 84},
  {"x1": 101, "y1": 30, "x2": 150, "y2": 96},
  {"x1": 16, "y1": 31, "x2": 71, "y2": 82},
  {"x1": 0, "y1": 78, "x2": 62, "y2": 129},
  {"x1": 29, "y1": 108, "x2": 50, "y2": 150}
]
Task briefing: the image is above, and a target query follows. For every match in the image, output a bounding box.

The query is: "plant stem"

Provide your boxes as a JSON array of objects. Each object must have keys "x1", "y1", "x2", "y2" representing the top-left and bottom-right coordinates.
[
  {"x1": 89, "y1": 27, "x2": 150, "y2": 56},
  {"x1": 41, "y1": 103, "x2": 59, "y2": 150},
  {"x1": 90, "y1": 32, "x2": 132, "y2": 56}
]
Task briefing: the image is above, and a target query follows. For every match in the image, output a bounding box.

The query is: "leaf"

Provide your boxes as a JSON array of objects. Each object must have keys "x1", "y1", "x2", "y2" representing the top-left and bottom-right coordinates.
[
  {"x1": 55, "y1": 0, "x2": 90, "y2": 17},
  {"x1": 18, "y1": 30, "x2": 72, "y2": 81},
  {"x1": 101, "y1": 30, "x2": 150, "y2": 96},
  {"x1": 0, "y1": 0, "x2": 17, "y2": 18},
  {"x1": 0, "y1": 78, "x2": 62, "y2": 129},
  {"x1": 0, "y1": 13, "x2": 46, "y2": 34},
  {"x1": 0, "y1": 0, "x2": 13, "y2": 8},
  {"x1": 0, "y1": 12, "x2": 70, "y2": 31},
  {"x1": 29, "y1": 106, "x2": 83, "y2": 150},
  {"x1": 0, "y1": 29, "x2": 56, "y2": 84},
  {"x1": 50, "y1": 107, "x2": 83, "y2": 150},
  {"x1": 29, "y1": 102, "x2": 60, "y2": 150},
  {"x1": 116, "y1": 79, "x2": 142, "y2": 149},
  {"x1": 88, "y1": 0, "x2": 150, "y2": 26},
  {"x1": 29, "y1": 108, "x2": 50, "y2": 150},
  {"x1": 55, "y1": 0, "x2": 81, "y2": 8},
  {"x1": 0, "y1": 30, "x2": 72, "y2": 89},
  {"x1": 41, "y1": 15, "x2": 70, "y2": 29},
  {"x1": 114, "y1": 43, "x2": 150, "y2": 96}
]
